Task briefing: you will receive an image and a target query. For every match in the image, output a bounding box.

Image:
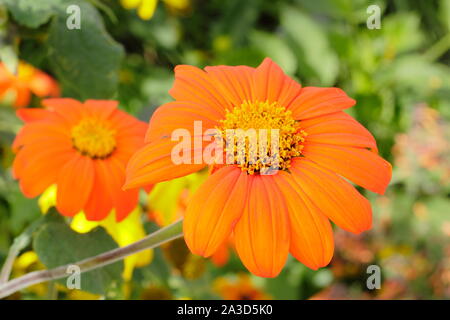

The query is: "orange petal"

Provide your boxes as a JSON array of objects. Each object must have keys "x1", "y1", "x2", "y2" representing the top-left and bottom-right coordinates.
[
  {"x1": 234, "y1": 175, "x2": 290, "y2": 277},
  {"x1": 99, "y1": 157, "x2": 139, "y2": 222},
  {"x1": 289, "y1": 87, "x2": 355, "y2": 120},
  {"x1": 13, "y1": 85, "x2": 31, "y2": 108},
  {"x1": 290, "y1": 158, "x2": 372, "y2": 233},
  {"x1": 56, "y1": 155, "x2": 94, "y2": 216},
  {"x1": 146, "y1": 101, "x2": 221, "y2": 142},
  {"x1": 301, "y1": 111, "x2": 378, "y2": 152},
  {"x1": 84, "y1": 161, "x2": 114, "y2": 221},
  {"x1": 28, "y1": 71, "x2": 59, "y2": 97},
  {"x1": 303, "y1": 142, "x2": 392, "y2": 194},
  {"x1": 204, "y1": 65, "x2": 255, "y2": 106},
  {"x1": 184, "y1": 166, "x2": 249, "y2": 257},
  {"x1": 108, "y1": 108, "x2": 147, "y2": 135},
  {"x1": 84, "y1": 99, "x2": 118, "y2": 120},
  {"x1": 42, "y1": 98, "x2": 86, "y2": 125},
  {"x1": 274, "y1": 171, "x2": 334, "y2": 270},
  {"x1": 16, "y1": 148, "x2": 75, "y2": 198},
  {"x1": 253, "y1": 58, "x2": 302, "y2": 108},
  {"x1": 211, "y1": 241, "x2": 230, "y2": 267},
  {"x1": 124, "y1": 138, "x2": 206, "y2": 189},
  {"x1": 16, "y1": 108, "x2": 50, "y2": 123},
  {"x1": 13, "y1": 122, "x2": 71, "y2": 152},
  {"x1": 169, "y1": 65, "x2": 229, "y2": 116}
]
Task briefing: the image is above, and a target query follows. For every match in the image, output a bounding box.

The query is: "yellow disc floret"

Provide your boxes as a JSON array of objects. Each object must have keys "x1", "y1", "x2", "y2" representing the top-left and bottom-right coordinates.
[
  {"x1": 218, "y1": 100, "x2": 307, "y2": 175},
  {"x1": 71, "y1": 117, "x2": 117, "y2": 159}
]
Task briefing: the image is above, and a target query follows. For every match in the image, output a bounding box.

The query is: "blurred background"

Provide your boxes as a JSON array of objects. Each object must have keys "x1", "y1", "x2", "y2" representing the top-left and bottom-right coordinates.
[{"x1": 0, "y1": 0, "x2": 449, "y2": 299}]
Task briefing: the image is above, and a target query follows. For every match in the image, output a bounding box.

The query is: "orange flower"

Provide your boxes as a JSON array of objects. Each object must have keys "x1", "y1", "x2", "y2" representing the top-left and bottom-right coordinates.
[
  {"x1": 214, "y1": 274, "x2": 271, "y2": 300},
  {"x1": 0, "y1": 62, "x2": 59, "y2": 108},
  {"x1": 125, "y1": 58, "x2": 392, "y2": 277},
  {"x1": 13, "y1": 98, "x2": 147, "y2": 221}
]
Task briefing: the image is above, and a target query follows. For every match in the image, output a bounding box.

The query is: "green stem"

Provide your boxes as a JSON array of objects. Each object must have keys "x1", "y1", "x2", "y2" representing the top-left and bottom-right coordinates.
[
  {"x1": 424, "y1": 33, "x2": 450, "y2": 62},
  {"x1": 0, "y1": 215, "x2": 48, "y2": 284},
  {"x1": 0, "y1": 220, "x2": 183, "y2": 299}
]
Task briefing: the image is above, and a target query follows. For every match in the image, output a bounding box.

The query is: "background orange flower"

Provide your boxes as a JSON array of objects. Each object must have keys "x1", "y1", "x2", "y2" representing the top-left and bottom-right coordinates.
[
  {"x1": 0, "y1": 62, "x2": 59, "y2": 108},
  {"x1": 13, "y1": 98, "x2": 147, "y2": 221}
]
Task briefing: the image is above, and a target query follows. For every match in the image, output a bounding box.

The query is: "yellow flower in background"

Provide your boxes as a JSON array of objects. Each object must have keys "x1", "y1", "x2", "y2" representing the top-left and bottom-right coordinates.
[
  {"x1": 148, "y1": 171, "x2": 207, "y2": 226},
  {"x1": 120, "y1": 0, "x2": 189, "y2": 20},
  {"x1": 38, "y1": 186, "x2": 152, "y2": 281}
]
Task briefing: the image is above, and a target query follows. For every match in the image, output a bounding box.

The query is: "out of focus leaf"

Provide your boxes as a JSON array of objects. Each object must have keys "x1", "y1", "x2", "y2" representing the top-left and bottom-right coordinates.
[
  {"x1": 281, "y1": 5, "x2": 339, "y2": 85},
  {"x1": 249, "y1": 30, "x2": 297, "y2": 75},
  {"x1": 33, "y1": 216, "x2": 123, "y2": 295},
  {"x1": 382, "y1": 13, "x2": 424, "y2": 56},
  {"x1": 1, "y1": 0, "x2": 60, "y2": 28}
]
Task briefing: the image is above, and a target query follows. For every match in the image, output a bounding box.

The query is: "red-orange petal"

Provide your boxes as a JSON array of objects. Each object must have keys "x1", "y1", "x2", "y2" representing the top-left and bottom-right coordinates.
[
  {"x1": 84, "y1": 161, "x2": 114, "y2": 221},
  {"x1": 41, "y1": 98, "x2": 86, "y2": 125},
  {"x1": 274, "y1": 171, "x2": 334, "y2": 270},
  {"x1": 253, "y1": 58, "x2": 302, "y2": 108},
  {"x1": 16, "y1": 147, "x2": 75, "y2": 198},
  {"x1": 169, "y1": 65, "x2": 229, "y2": 116},
  {"x1": 211, "y1": 241, "x2": 230, "y2": 267},
  {"x1": 204, "y1": 65, "x2": 255, "y2": 106},
  {"x1": 184, "y1": 166, "x2": 249, "y2": 257},
  {"x1": 302, "y1": 142, "x2": 392, "y2": 194},
  {"x1": 56, "y1": 154, "x2": 94, "y2": 216},
  {"x1": 234, "y1": 175, "x2": 290, "y2": 277},
  {"x1": 124, "y1": 138, "x2": 206, "y2": 189},
  {"x1": 84, "y1": 99, "x2": 118, "y2": 120},
  {"x1": 28, "y1": 71, "x2": 59, "y2": 97},
  {"x1": 301, "y1": 111, "x2": 378, "y2": 152},
  {"x1": 99, "y1": 157, "x2": 139, "y2": 222},
  {"x1": 289, "y1": 87, "x2": 356, "y2": 120},
  {"x1": 146, "y1": 101, "x2": 221, "y2": 142},
  {"x1": 290, "y1": 158, "x2": 372, "y2": 233},
  {"x1": 16, "y1": 108, "x2": 50, "y2": 123},
  {"x1": 13, "y1": 85, "x2": 31, "y2": 108}
]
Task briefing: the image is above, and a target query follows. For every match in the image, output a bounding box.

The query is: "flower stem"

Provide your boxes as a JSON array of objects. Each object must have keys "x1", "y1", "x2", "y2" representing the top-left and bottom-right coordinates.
[
  {"x1": 0, "y1": 220, "x2": 183, "y2": 299},
  {"x1": 0, "y1": 215, "x2": 48, "y2": 284}
]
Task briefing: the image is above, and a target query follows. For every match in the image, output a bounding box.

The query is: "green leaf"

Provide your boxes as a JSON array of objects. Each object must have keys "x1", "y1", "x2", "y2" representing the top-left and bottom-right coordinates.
[
  {"x1": 382, "y1": 13, "x2": 424, "y2": 54},
  {"x1": 46, "y1": 0, "x2": 124, "y2": 99},
  {"x1": 281, "y1": 5, "x2": 339, "y2": 85},
  {"x1": 1, "y1": 0, "x2": 60, "y2": 28},
  {"x1": 249, "y1": 30, "x2": 297, "y2": 75},
  {"x1": 33, "y1": 216, "x2": 123, "y2": 295}
]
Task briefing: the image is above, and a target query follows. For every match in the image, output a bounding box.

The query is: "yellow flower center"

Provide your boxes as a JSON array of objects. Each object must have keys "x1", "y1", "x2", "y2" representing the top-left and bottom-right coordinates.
[
  {"x1": 219, "y1": 100, "x2": 307, "y2": 175},
  {"x1": 71, "y1": 118, "x2": 117, "y2": 159}
]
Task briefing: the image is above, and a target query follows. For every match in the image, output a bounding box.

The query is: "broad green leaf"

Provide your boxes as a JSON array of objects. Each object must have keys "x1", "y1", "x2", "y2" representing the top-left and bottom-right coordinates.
[
  {"x1": 33, "y1": 216, "x2": 123, "y2": 295},
  {"x1": 46, "y1": 1, "x2": 124, "y2": 99},
  {"x1": 281, "y1": 5, "x2": 339, "y2": 85}
]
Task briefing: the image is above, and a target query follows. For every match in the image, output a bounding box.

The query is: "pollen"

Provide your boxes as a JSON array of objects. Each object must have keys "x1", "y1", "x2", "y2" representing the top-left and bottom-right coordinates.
[
  {"x1": 218, "y1": 100, "x2": 307, "y2": 175},
  {"x1": 71, "y1": 117, "x2": 117, "y2": 159}
]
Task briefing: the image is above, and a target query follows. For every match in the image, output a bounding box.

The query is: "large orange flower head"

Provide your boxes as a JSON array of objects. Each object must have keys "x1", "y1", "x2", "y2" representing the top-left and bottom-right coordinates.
[
  {"x1": 13, "y1": 98, "x2": 148, "y2": 221},
  {"x1": 125, "y1": 58, "x2": 392, "y2": 277},
  {"x1": 0, "y1": 62, "x2": 59, "y2": 108}
]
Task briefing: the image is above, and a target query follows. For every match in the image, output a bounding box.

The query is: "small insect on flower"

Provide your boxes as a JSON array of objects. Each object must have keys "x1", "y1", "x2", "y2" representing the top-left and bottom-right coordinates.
[
  {"x1": 0, "y1": 62, "x2": 59, "y2": 108},
  {"x1": 13, "y1": 98, "x2": 148, "y2": 221},
  {"x1": 124, "y1": 58, "x2": 392, "y2": 277}
]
